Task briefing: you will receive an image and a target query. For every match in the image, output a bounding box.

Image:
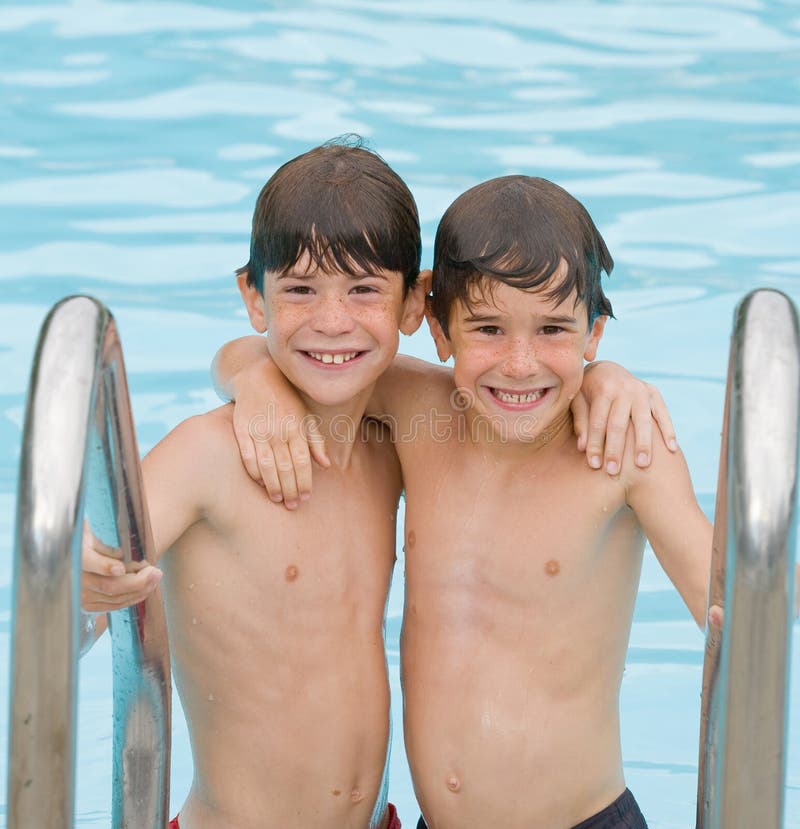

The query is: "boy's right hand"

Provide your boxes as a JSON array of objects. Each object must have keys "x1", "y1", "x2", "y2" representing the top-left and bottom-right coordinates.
[
  {"x1": 229, "y1": 360, "x2": 329, "y2": 508},
  {"x1": 81, "y1": 524, "x2": 162, "y2": 612}
]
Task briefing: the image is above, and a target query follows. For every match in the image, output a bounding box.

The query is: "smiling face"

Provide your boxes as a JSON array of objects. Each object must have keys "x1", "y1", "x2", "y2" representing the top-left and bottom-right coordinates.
[
  {"x1": 239, "y1": 254, "x2": 424, "y2": 409},
  {"x1": 429, "y1": 267, "x2": 607, "y2": 446}
]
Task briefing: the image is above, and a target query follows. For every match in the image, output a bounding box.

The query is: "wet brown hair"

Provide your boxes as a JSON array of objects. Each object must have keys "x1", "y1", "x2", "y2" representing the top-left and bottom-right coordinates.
[
  {"x1": 240, "y1": 137, "x2": 421, "y2": 294},
  {"x1": 430, "y1": 175, "x2": 614, "y2": 336}
]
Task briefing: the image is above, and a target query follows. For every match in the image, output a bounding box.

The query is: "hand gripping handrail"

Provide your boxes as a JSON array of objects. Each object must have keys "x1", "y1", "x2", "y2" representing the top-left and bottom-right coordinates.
[
  {"x1": 7, "y1": 296, "x2": 171, "y2": 829},
  {"x1": 697, "y1": 289, "x2": 799, "y2": 829}
]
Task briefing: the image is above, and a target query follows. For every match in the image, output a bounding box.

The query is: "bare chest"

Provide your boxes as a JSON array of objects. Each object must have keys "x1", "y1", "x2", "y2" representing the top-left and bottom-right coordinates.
[
  {"x1": 170, "y1": 445, "x2": 402, "y2": 616},
  {"x1": 401, "y1": 441, "x2": 642, "y2": 604}
]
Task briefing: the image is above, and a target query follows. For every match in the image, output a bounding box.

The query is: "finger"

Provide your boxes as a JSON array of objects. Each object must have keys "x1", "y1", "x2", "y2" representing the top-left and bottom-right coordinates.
[
  {"x1": 601, "y1": 400, "x2": 630, "y2": 476},
  {"x1": 81, "y1": 569, "x2": 161, "y2": 611},
  {"x1": 233, "y1": 415, "x2": 263, "y2": 484},
  {"x1": 82, "y1": 589, "x2": 156, "y2": 613},
  {"x1": 707, "y1": 604, "x2": 724, "y2": 630},
  {"x1": 570, "y1": 391, "x2": 589, "y2": 452},
  {"x1": 648, "y1": 386, "x2": 678, "y2": 452},
  {"x1": 272, "y1": 442, "x2": 300, "y2": 509},
  {"x1": 584, "y1": 395, "x2": 611, "y2": 470},
  {"x1": 288, "y1": 432, "x2": 313, "y2": 502},
  {"x1": 629, "y1": 393, "x2": 654, "y2": 468},
  {"x1": 257, "y1": 447, "x2": 284, "y2": 503},
  {"x1": 83, "y1": 566, "x2": 161, "y2": 599},
  {"x1": 303, "y1": 417, "x2": 331, "y2": 468},
  {"x1": 82, "y1": 543, "x2": 126, "y2": 577}
]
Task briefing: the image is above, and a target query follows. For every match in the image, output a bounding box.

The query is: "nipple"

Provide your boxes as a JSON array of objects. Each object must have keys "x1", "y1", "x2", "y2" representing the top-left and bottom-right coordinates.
[
  {"x1": 446, "y1": 775, "x2": 461, "y2": 793},
  {"x1": 285, "y1": 564, "x2": 299, "y2": 582},
  {"x1": 544, "y1": 559, "x2": 560, "y2": 577}
]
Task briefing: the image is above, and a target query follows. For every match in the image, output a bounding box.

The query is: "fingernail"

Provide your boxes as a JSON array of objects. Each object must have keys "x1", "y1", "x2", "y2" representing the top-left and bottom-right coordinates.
[
  {"x1": 589, "y1": 455, "x2": 601, "y2": 469},
  {"x1": 270, "y1": 494, "x2": 283, "y2": 503},
  {"x1": 148, "y1": 570, "x2": 162, "y2": 586},
  {"x1": 606, "y1": 461, "x2": 619, "y2": 475},
  {"x1": 300, "y1": 493, "x2": 310, "y2": 501},
  {"x1": 636, "y1": 452, "x2": 648, "y2": 466},
  {"x1": 668, "y1": 439, "x2": 678, "y2": 451},
  {"x1": 285, "y1": 500, "x2": 298, "y2": 510},
  {"x1": 111, "y1": 564, "x2": 125, "y2": 576}
]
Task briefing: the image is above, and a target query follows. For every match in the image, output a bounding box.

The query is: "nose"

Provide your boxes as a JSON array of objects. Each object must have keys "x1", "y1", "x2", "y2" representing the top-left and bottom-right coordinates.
[
  {"x1": 311, "y1": 294, "x2": 356, "y2": 337},
  {"x1": 500, "y1": 337, "x2": 538, "y2": 378}
]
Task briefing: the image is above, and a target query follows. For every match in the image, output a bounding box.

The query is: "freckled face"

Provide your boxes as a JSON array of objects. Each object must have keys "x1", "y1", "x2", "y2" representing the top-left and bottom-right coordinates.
[
  {"x1": 431, "y1": 272, "x2": 606, "y2": 442},
  {"x1": 260, "y1": 257, "x2": 412, "y2": 407}
]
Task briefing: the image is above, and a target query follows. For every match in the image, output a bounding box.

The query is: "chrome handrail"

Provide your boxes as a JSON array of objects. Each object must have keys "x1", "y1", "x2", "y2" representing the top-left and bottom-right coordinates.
[
  {"x1": 7, "y1": 296, "x2": 171, "y2": 829},
  {"x1": 697, "y1": 289, "x2": 799, "y2": 829}
]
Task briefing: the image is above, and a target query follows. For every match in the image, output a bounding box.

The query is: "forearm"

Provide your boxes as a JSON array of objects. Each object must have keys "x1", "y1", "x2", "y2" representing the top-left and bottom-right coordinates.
[{"x1": 211, "y1": 335, "x2": 267, "y2": 400}]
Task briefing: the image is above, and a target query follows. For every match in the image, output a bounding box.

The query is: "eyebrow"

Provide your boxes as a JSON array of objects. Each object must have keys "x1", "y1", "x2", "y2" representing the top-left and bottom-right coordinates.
[
  {"x1": 462, "y1": 312, "x2": 578, "y2": 325},
  {"x1": 277, "y1": 270, "x2": 389, "y2": 281}
]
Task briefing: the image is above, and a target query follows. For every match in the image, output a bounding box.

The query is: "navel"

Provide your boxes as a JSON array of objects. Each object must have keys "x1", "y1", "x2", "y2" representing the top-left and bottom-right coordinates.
[
  {"x1": 406, "y1": 530, "x2": 416, "y2": 549},
  {"x1": 446, "y1": 774, "x2": 461, "y2": 793},
  {"x1": 285, "y1": 564, "x2": 299, "y2": 582},
  {"x1": 544, "y1": 559, "x2": 560, "y2": 577}
]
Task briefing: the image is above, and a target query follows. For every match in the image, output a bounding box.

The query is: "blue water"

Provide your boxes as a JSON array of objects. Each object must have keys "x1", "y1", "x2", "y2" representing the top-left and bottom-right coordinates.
[{"x1": 1, "y1": 2, "x2": 799, "y2": 827}]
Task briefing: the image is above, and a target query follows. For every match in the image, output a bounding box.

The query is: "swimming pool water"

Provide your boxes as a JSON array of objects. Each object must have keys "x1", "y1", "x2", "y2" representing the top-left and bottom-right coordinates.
[{"x1": 1, "y1": 2, "x2": 799, "y2": 827}]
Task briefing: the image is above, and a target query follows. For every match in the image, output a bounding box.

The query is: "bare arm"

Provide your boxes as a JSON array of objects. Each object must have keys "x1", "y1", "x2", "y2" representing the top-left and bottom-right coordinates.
[
  {"x1": 212, "y1": 338, "x2": 680, "y2": 501},
  {"x1": 211, "y1": 335, "x2": 329, "y2": 506},
  {"x1": 624, "y1": 430, "x2": 713, "y2": 628},
  {"x1": 81, "y1": 413, "x2": 223, "y2": 614}
]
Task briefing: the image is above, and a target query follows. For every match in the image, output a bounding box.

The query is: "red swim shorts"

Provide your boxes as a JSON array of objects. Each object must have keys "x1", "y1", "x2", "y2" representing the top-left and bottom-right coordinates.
[{"x1": 169, "y1": 802, "x2": 401, "y2": 828}]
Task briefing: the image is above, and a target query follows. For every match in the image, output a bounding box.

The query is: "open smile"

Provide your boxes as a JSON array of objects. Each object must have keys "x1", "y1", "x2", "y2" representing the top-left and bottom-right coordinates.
[
  {"x1": 487, "y1": 386, "x2": 551, "y2": 410},
  {"x1": 302, "y1": 350, "x2": 366, "y2": 367}
]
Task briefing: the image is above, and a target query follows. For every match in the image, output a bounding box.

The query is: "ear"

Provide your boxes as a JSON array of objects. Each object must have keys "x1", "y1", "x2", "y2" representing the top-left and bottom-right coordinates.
[
  {"x1": 425, "y1": 308, "x2": 453, "y2": 363},
  {"x1": 583, "y1": 315, "x2": 607, "y2": 362},
  {"x1": 399, "y1": 269, "x2": 431, "y2": 336},
  {"x1": 237, "y1": 271, "x2": 267, "y2": 333}
]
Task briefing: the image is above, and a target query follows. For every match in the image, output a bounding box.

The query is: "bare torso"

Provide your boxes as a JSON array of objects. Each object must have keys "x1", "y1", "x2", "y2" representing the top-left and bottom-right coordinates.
[
  {"x1": 395, "y1": 377, "x2": 645, "y2": 829},
  {"x1": 146, "y1": 407, "x2": 401, "y2": 829}
]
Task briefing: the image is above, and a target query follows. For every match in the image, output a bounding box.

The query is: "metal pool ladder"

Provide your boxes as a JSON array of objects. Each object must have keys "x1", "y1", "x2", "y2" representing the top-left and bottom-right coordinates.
[
  {"x1": 6, "y1": 296, "x2": 171, "y2": 829},
  {"x1": 697, "y1": 289, "x2": 799, "y2": 829}
]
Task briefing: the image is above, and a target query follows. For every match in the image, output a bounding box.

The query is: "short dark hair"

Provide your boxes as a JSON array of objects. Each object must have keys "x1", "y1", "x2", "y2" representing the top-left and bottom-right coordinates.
[
  {"x1": 240, "y1": 137, "x2": 421, "y2": 294},
  {"x1": 430, "y1": 176, "x2": 614, "y2": 336}
]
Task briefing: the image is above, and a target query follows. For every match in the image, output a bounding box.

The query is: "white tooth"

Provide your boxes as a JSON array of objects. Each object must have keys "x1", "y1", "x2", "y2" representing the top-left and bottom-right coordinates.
[
  {"x1": 322, "y1": 353, "x2": 334, "y2": 364},
  {"x1": 333, "y1": 354, "x2": 344, "y2": 364}
]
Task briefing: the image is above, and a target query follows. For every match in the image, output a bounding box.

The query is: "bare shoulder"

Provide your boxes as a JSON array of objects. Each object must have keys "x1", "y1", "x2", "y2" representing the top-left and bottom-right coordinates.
[
  {"x1": 147, "y1": 404, "x2": 236, "y2": 466},
  {"x1": 619, "y1": 422, "x2": 691, "y2": 495},
  {"x1": 389, "y1": 354, "x2": 455, "y2": 408},
  {"x1": 140, "y1": 405, "x2": 243, "y2": 557},
  {"x1": 143, "y1": 404, "x2": 242, "y2": 508}
]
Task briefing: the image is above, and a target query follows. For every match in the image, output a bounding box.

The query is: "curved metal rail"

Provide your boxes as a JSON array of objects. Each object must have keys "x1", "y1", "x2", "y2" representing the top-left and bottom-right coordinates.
[
  {"x1": 7, "y1": 296, "x2": 171, "y2": 829},
  {"x1": 697, "y1": 289, "x2": 799, "y2": 829}
]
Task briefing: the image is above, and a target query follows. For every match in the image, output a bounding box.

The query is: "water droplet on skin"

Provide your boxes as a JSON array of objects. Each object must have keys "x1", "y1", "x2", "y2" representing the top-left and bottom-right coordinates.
[
  {"x1": 208, "y1": 693, "x2": 214, "y2": 701},
  {"x1": 192, "y1": 617, "x2": 197, "y2": 625}
]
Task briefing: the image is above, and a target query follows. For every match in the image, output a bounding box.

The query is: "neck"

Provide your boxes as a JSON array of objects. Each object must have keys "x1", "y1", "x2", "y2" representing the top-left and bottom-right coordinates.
[
  {"x1": 297, "y1": 385, "x2": 373, "y2": 467},
  {"x1": 465, "y1": 407, "x2": 575, "y2": 462}
]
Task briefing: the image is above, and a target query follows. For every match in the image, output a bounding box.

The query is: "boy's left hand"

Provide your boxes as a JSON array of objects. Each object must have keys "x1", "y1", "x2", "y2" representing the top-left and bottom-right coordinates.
[{"x1": 572, "y1": 360, "x2": 678, "y2": 475}]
